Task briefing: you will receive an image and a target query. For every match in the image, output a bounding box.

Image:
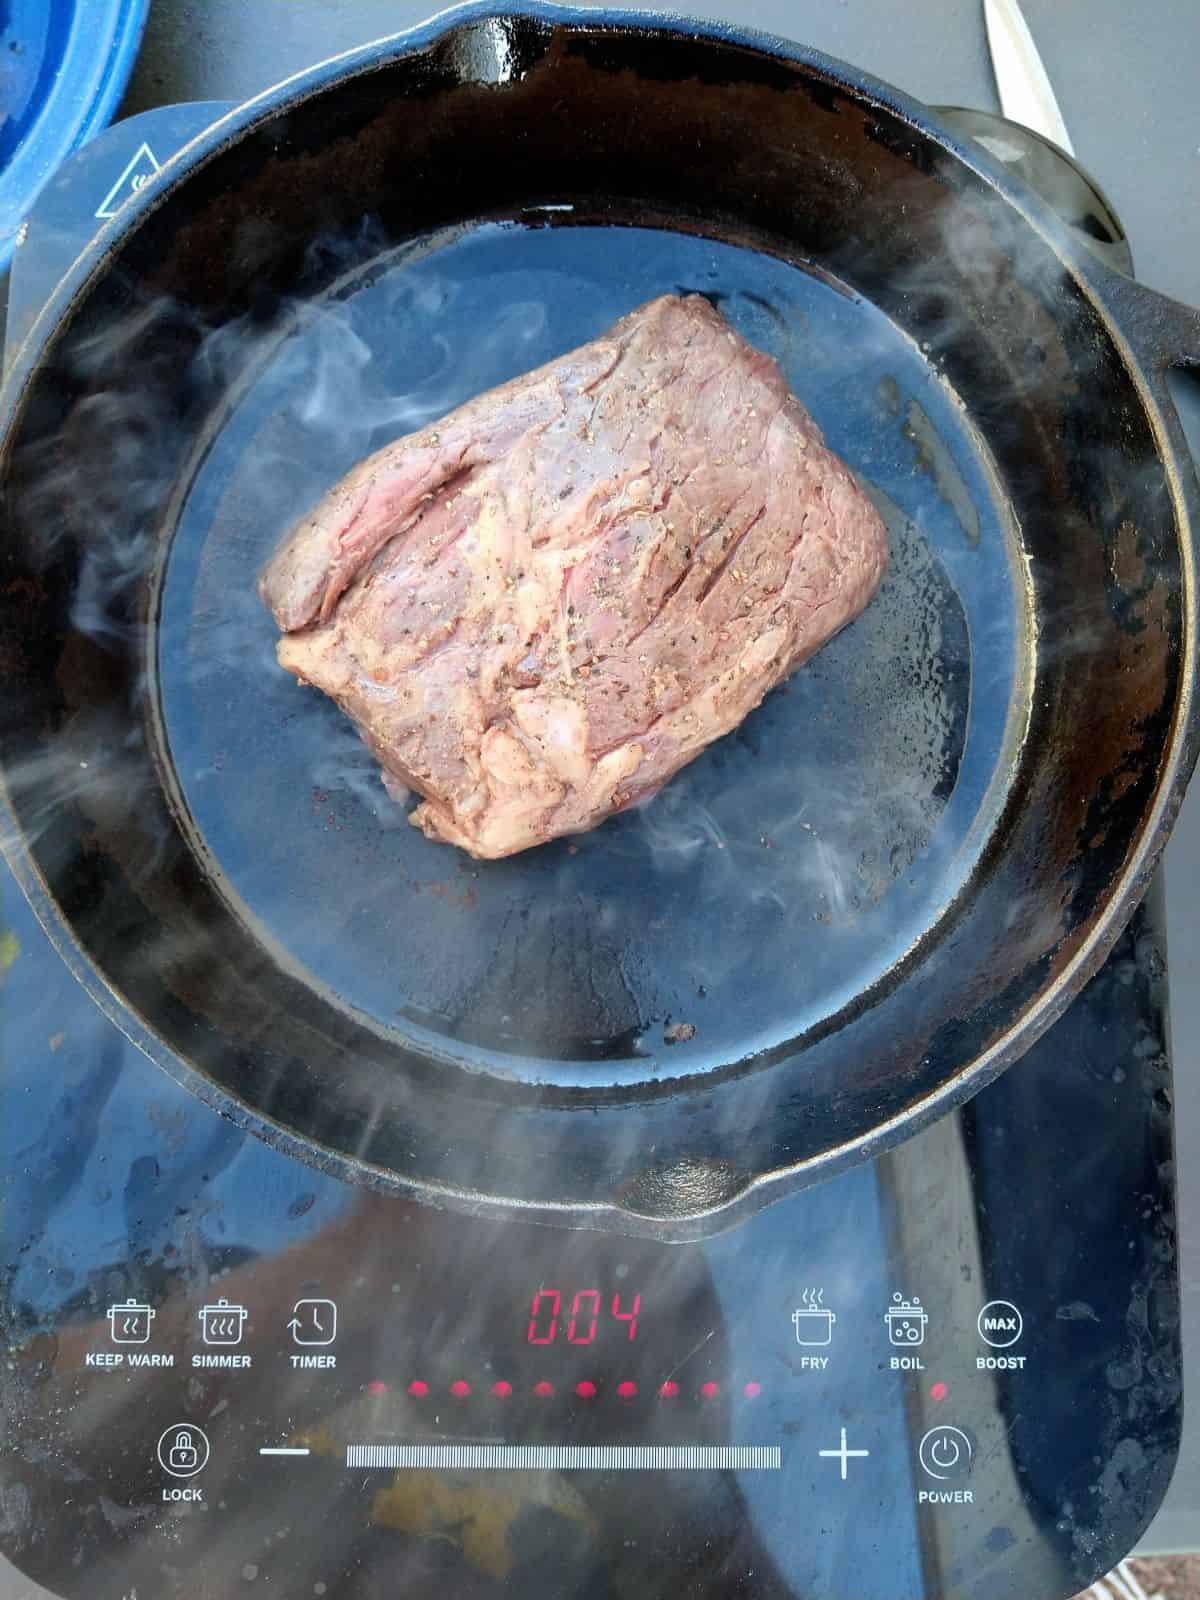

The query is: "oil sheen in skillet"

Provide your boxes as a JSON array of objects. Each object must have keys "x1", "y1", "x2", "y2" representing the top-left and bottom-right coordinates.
[{"x1": 157, "y1": 221, "x2": 1024, "y2": 1071}]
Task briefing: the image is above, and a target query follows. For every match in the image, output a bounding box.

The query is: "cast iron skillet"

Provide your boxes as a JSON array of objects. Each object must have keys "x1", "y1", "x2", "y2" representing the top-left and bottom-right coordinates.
[{"x1": 2, "y1": 3, "x2": 1199, "y2": 1240}]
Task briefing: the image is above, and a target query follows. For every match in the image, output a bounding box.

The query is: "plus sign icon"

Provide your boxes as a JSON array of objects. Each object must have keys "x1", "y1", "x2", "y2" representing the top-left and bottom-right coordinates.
[{"x1": 818, "y1": 1427, "x2": 870, "y2": 1481}]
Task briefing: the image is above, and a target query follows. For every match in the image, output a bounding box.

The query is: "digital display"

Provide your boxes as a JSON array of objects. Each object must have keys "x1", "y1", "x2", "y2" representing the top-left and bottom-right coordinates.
[
  {"x1": 329, "y1": 1232, "x2": 739, "y2": 1437},
  {"x1": 526, "y1": 1289, "x2": 641, "y2": 1345}
]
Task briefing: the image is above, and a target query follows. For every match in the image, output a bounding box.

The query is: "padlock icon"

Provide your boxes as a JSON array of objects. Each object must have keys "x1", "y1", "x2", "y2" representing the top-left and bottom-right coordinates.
[{"x1": 158, "y1": 1421, "x2": 209, "y2": 1479}]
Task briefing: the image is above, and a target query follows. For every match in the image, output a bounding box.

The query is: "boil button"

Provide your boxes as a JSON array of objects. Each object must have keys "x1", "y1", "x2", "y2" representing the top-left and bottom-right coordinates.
[{"x1": 918, "y1": 1425, "x2": 973, "y2": 1482}]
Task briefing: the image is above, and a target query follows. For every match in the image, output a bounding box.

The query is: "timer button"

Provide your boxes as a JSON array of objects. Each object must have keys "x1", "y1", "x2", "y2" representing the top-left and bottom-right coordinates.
[{"x1": 918, "y1": 1425, "x2": 973, "y2": 1482}]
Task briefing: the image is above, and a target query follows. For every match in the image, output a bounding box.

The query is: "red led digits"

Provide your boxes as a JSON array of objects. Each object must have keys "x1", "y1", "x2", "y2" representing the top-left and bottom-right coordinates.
[
  {"x1": 567, "y1": 1290, "x2": 601, "y2": 1345},
  {"x1": 534, "y1": 1381, "x2": 555, "y2": 1398},
  {"x1": 407, "y1": 1381, "x2": 429, "y2": 1398},
  {"x1": 575, "y1": 1380, "x2": 597, "y2": 1399},
  {"x1": 450, "y1": 1380, "x2": 471, "y2": 1398},
  {"x1": 616, "y1": 1381, "x2": 638, "y2": 1399},
  {"x1": 611, "y1": 1292, "x2": 641, "y2": 1341},
  {"x1": 492, "y1": 1381, "x2": 513, "y2": 1398},
  {"x1": 659, "y1": 1381, "x2": 681, "y2": 1399},
  {"x1": 525, "y1": 1287, "x2": 641, "y2": 1342},
  {"x1": 527, "y1": 1289, "x2": 561, "y2": 1345},
  {"x1": 700, "y1": 1382, "x2": 720, "y2": 1400}
]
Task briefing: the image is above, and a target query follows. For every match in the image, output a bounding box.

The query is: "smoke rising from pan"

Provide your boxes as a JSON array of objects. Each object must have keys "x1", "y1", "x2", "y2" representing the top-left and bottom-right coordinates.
[{"x1": 1, "y1": 214, "x2": 1026, "y2": 1100}]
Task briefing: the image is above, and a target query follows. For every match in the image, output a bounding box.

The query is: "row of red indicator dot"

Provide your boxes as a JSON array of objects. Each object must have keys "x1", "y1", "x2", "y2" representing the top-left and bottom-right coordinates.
[
  {"x1": 367, "y1": 1380, "x2": 951, "y2": 1401},
  {"x1": 364, "y1": 1380, "x2": 762, "y2": 1400}
]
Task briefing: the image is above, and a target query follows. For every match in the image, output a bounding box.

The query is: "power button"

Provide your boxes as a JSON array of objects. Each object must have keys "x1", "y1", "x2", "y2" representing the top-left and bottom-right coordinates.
[{"x1": 918, "y1": 1425, "x2": 973, "y2": 1482}]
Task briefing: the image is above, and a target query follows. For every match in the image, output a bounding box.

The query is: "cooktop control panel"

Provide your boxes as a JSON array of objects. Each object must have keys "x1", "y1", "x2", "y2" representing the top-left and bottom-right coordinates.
[{"x1": 0, "y1": 871, "x2": 1180, "y2": 1600}]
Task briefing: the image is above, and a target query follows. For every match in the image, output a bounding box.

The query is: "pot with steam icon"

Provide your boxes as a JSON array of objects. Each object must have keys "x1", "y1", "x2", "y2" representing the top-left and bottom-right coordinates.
[
  {"x1": 791, "y1": 1288, "x2": 836, "y2": 1346},
  {"x1": 198, "y1": 1297, "x2": 249, "y2": 1346},
  {"x1": 106, "y1": 1298, "x2": 155, "y2": 1344}
]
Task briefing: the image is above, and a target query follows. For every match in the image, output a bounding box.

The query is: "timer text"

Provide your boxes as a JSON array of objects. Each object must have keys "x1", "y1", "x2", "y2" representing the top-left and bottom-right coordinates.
[{"x1": 527, "y1": 1290, "x2": 641, "y2": 1344}]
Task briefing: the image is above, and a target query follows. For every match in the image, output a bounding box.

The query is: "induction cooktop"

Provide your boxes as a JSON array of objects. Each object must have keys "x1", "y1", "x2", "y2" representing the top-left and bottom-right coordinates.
[{"x1": 0, "y1": 106, "x2": 1182, "y2": 1600}]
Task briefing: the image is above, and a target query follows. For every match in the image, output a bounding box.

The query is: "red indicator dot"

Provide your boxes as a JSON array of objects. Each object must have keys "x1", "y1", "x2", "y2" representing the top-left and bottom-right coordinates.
[
  {"x1": 366, "y1": 1381, "x2": 388, "y2": 1397},
  {"x1": 492, "y1": 1381, "x2": 513, "y2": 1398},
  {"x1": 742, "y1": 1381, "x2": 762, "y2": 1399},
  {"x1": 659, "y1": 1381, "x2": 680, "y2": 1399},
  {"x1": 930, "y1": 1382, "x2": 948, "y2": 1403},
  {"x1": 407, "y1": 1380, "x2": 429, "y2": 1398},
  {"x1": 616, "y1": 1381, "x2": 638, "y2": 1399},
  {"x1": 534, "y1": 1381, "x2": 555, "y2": 1398},
  {"x1": 450, "y1": 1380, "x2": 471, "y2": 1398},
  {"x1": 575, "y1": 1380, "x2": 597, "y2": 1399},
  {"x1": 700, "y1": 1381, "x2": 720, "y2": 1400}
]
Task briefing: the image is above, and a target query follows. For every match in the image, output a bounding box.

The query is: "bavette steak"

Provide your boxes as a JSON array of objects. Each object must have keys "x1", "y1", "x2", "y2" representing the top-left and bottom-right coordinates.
[{"x1": 259, "y1": 294, "x2": 888, "y2": 859}]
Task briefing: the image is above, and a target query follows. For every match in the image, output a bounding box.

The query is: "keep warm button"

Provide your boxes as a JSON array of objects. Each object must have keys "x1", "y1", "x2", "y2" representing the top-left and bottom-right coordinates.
[{"x1": 918, "y1": 1425, "x2": 973, "y2": 1491}]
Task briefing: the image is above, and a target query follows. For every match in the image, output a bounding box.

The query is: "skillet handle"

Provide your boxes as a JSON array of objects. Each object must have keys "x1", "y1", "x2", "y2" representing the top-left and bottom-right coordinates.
[
  {"x1": 932, "y1": 107, "x2": 1200, "y2": 375},
  {"x1": 1099, "y1": 272, "x2": 1200, "y2": 375},
  {"x1": 1101, "y1": 272, "x2": 1200, "y2": 567}
]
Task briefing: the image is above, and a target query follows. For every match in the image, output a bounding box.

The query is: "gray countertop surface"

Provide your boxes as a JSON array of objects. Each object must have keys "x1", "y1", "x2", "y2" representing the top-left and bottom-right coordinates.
[{"x1": 2, "y1": 0, "x2": 1198, "y2": 1589}]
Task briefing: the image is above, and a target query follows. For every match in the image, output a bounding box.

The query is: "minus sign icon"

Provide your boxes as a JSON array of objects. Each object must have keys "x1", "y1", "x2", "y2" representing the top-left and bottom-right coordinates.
[{"x1": 259, "y1": 1447, "x2": 311, "y2": 1457}]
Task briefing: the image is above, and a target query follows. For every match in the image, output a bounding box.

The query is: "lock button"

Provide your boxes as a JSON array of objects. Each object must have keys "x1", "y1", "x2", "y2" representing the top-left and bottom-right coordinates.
[{"x1": 158, "y1": 1423, "x2": 210, "y2": 1479}]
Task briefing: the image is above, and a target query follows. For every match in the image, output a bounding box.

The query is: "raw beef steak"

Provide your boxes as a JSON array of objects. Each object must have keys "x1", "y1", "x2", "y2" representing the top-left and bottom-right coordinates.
[{"x1": 260, "y1": 294, "x2": 888, "y2": 859}]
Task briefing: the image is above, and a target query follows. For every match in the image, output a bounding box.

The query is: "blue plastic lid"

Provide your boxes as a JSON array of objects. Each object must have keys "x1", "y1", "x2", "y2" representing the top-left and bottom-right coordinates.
[{"x1": 0, "y1": 0, "x2": 150, "y2": 272}]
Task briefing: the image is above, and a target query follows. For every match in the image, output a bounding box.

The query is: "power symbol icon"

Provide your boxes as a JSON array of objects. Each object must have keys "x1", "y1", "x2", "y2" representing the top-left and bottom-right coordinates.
[{"x1": 918, "y1": 1426, "x2": 973, "y2": 1481}]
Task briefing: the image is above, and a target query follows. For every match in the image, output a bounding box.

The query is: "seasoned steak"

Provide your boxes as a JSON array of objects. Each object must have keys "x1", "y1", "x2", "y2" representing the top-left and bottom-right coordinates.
[{"x1": 259, "y1": 294, "x2": 888, "y2": 859}]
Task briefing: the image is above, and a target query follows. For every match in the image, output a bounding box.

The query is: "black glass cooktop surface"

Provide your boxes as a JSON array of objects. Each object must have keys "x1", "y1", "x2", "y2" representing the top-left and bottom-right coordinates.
[
  {"x1": 0, "y1": 105, "x2": 1183, "y2": 1600},
  {"x1": 0, "y1": 856, "x2": 1181, "y2": 1600}
]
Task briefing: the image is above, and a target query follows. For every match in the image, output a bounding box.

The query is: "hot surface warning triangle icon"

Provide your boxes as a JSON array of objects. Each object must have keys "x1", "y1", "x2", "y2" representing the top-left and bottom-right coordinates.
[{"x1": 95, "y1": 142, "x2": 162, "y2": 220}]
